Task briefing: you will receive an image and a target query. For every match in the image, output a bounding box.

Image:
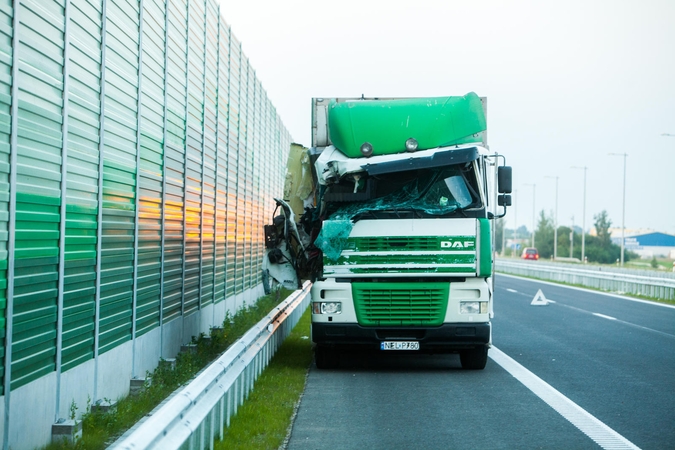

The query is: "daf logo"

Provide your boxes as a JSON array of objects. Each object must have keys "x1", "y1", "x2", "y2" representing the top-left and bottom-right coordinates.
[{"x1": 440, "y1": 240, "x2": 475, "y2": 249}]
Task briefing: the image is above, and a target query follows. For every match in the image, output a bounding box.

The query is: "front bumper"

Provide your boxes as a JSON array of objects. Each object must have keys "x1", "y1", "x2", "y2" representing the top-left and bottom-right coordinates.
[{"x1": 312, "y1": 322, "x2": 490, "y2": 353}]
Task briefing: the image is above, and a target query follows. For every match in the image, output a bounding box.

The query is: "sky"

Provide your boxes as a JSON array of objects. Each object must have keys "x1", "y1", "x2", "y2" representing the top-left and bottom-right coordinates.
[{"x1": 218, "y1": 0, "x2": 675, "y2": 236}]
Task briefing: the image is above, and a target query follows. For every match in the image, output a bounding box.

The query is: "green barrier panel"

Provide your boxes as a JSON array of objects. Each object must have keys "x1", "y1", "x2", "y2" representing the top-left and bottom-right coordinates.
[
  {"x1": 136, "y1": 0, "x2": 165, "y2": 337},
  {"x1": 0, "y1": 0, "x2": 291, "y2": 394},
  {"x1": 0, "y1": 0, "x2": 12, "y2": 394}
]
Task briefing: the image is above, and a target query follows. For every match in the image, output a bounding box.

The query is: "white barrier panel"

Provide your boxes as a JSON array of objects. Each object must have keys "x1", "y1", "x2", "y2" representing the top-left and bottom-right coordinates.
[
  {"x1": 496, "y1": 260, "x2": 675, "y2": 301},
  {"x1": 112, "y1": 281, "x2": 312, "y2": 450}
]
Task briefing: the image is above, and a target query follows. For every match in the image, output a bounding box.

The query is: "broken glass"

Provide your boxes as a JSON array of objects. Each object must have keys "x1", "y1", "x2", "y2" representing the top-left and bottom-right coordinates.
[{"x1": 314, "y1": 165, "x2": 480, "y2": 260}]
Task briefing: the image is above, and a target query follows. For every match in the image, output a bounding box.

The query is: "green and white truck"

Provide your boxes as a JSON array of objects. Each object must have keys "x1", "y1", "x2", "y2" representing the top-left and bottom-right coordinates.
[{"x1": 263, "y1": 93, "x2": 512, "y2": 370}]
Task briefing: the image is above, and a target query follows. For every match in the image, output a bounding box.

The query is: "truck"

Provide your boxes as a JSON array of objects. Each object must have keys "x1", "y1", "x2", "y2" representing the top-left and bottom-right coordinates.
[{"x1": 263, "y1": 93, "x2": 512, "y2": 370}]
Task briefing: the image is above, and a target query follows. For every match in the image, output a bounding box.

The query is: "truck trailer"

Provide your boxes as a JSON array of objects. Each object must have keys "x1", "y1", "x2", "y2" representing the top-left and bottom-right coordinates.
[{"x1": 263, "y1": 93, "x2": 512, "y2": 370}]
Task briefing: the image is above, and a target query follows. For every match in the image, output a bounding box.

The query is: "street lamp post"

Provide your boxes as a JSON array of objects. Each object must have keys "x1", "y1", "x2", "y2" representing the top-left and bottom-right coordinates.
[
  {"x1": 571, "y1": 166, "x2": 587, "y2": 263},
  {"x1": 608, "y1": 153, "x2": 627, "y2": 266},
  {"x1": 570, "y1": 216, "x2": 574, "y2": 258},
  {"x1": 513, "y1": 189, "x2": 517, "y2": 257},
  {"x1": 545, "y1": 176, "x2": 559, "y2": 259},
  {"x1": 524, "y1": 183, "x2": 536, "y2": 248}
]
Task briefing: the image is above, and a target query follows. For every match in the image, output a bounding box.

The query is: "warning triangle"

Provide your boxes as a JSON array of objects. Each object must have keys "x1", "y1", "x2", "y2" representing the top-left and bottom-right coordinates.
[{"x1": 530, "y1": 289, "x2": 548, "y2": 306}]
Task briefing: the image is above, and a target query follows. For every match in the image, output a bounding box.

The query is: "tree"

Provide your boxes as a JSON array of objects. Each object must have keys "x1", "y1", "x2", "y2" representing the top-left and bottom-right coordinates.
[
  {"x1": 525, "y1": 209, "x2": 631, "y2": 264},
  {"x1": 594, "y1": 210, "x2": 612, "y2": 246},
  {"x1": 584, "y1": 210, "x2": 623, "y2": 264},
  {"x1": 534, "y1": 210, "x2": 554, "y2": 258},
  {"x1": 556, "y1": 225, "x2": 582, "y2": 259},
  {"x1": 584, "y1": 235, "x2": 621, "y2": 264}
]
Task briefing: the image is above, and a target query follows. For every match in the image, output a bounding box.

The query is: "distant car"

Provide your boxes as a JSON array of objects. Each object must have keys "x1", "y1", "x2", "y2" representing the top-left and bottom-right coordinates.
[{"x1": 521, "y1": 247, "x2": 539, "y2": 260}]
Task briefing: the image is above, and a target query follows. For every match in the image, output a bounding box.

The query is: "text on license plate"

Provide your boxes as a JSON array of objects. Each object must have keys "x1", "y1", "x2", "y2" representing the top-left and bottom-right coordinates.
[{"x1": 380, "y1": 341, "x2": 420, "y2": 351}]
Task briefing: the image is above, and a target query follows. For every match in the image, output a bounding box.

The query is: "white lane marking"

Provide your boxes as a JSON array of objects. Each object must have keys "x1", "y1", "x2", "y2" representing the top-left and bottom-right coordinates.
[
  {"x1": 490, "y1": 346, "x2": 640, "y2": 450},
  {"x1": 497, "y1": 273, "x2": 675, "y2": 309},
  {"x1": 555, "y1": 303, "x2": 675, "y2": 339},
  {"x1": 593, "y1": 313, "x2": 617, "y2": 321},
  {"x1": 506, "y1": 288, "x2": 518, "y2": 293}
]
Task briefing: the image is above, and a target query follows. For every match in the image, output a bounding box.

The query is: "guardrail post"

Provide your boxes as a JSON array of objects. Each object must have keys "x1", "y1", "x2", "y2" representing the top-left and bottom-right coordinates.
[
  {"x1": 246, "y1": 362, "x2": 251, "y2": 398},
  {"x1": 226, "y1": 388, "x2": 232, "y2": 427},
  {"x1": 255, "y1": 351, "x2": 260, "y2": 379},
  {"x1": 199, "y1": 419, "x2": 206, "y2": 450},
  {"x1": 218, "y1": 394, "x2": 225, "y2": 441},
  {"x1": 208, "y1": 405, "x2": 215, "y2": 450},
  {"x1": 234, "y1": 371, "x2": 240, "y2": 411}
]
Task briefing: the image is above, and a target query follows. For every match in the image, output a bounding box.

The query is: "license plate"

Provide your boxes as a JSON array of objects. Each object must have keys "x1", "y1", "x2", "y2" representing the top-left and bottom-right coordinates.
[{"x1": 380, "y1": 341, "x2": 420, "y2": 351}]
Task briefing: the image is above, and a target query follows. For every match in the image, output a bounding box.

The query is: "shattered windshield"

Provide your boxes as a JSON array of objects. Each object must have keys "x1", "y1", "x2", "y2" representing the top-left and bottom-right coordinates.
[
  {"x1": 323, "y1": 163, "x2": 481, "y2": 222},
  {"x1": 313, "y1": 163, "x2": 482, "y2": 261}
]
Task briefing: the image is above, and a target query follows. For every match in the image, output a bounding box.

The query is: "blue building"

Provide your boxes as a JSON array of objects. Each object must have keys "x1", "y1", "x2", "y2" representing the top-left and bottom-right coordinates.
[{"x1": 612, "y1": 232, "x2": 675, "y2": 258}]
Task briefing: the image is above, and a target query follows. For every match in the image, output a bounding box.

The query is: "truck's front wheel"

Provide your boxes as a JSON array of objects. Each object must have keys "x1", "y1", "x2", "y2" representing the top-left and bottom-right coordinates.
[
  {"x1": 315, "y1": 345, "x2": 339, "y2": 369},
  {"x1": 460, "y1": 345, "x2": 488, "y2": 370}
]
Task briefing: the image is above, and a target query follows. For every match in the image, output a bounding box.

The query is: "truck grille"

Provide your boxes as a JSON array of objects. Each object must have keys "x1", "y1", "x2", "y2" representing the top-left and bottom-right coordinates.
[
  {"x1": 352, "y1": 282, "x2": 449, "y2": 326},
  {"x1": 350, "y1": 237, "x2": 439, "y2": 251}
]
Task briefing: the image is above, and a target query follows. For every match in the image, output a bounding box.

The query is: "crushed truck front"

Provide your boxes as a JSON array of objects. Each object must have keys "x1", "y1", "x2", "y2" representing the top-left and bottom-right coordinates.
[
  {"x1": 311, "y1": 139, "x2": 498, "y2": 369},
  {"x1": 264, "y1": 94, "x2": 511, "y2": 370}
]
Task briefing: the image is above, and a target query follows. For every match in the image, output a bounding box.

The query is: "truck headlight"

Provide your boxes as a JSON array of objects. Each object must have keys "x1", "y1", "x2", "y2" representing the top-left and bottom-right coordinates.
[
  {"x1": 460, "y1": 301, "x2": 488, "y2": 314},
  {"x1": 312, "y1": 302, "x2": 342, "y2": 315}
]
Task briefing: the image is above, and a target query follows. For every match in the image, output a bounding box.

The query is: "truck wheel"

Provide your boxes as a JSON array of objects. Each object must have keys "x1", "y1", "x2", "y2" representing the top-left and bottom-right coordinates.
[
  {"x1": 315, "y1": 346, "x2": 339, "y2": 369},
  {"x1": 460, "y1": 345, "x2": 488, "y2": 370}
]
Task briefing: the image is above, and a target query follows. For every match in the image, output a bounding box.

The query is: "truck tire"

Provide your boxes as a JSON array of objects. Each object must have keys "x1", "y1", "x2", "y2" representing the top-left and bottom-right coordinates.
[
  {"x1": 315, "y1": 345, "x2": 339, "y2": 369},
  {"x1": 460, "y1": 345, "x2": 488, "y2": 370}
]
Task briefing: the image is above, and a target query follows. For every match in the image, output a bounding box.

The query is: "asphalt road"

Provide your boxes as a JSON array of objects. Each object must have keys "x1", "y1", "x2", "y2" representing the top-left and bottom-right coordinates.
[{"x1": 286, "y1": 275, "x2": 675, "y2": 450}]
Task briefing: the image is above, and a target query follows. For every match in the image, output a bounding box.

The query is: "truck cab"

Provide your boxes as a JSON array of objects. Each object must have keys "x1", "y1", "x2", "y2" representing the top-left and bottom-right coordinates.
[{"x1": 264, "y1": 93, "x2": 511, "y2": 370}]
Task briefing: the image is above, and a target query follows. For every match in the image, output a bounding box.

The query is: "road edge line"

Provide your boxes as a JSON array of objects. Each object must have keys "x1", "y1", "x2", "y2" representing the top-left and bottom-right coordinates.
[{"x1": 490, "y1": 346, "x2": 640, "y2": 450}]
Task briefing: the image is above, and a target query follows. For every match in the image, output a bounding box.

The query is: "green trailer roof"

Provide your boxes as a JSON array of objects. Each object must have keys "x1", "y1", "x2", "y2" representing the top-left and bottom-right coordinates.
[{"x1": 328, "y1": 93, "x2": 486, "y2": 158}]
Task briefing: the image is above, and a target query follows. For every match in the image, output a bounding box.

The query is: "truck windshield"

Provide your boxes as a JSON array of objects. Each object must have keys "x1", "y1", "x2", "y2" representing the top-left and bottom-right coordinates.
[{"x1": 324, "y1": 163, "x2": 482, "y2": 221}]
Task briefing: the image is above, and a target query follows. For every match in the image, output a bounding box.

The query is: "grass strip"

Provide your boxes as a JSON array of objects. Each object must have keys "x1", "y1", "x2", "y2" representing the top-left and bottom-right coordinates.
[
  {"x1": 43, "y1": 288, "x2": 296, "y2": 450},
  {"x1": 215, "y1": 308, "x2": 312, "y2": 450}
]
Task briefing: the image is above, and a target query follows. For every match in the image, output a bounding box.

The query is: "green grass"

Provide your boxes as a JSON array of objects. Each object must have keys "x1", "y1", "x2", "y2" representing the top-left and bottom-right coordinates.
[
  {"x1": 215, "y1": 309, "x2": 312, "y2": 450},
  {"x1": 41, "y1": 288, "x2": 299, "y2": 450},
  {"x1": 624, "y1": 257, "x2": 675, "y2": 272}
]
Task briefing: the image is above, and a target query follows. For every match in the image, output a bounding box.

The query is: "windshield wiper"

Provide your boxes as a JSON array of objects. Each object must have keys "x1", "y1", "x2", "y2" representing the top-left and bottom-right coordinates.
[{"x1": 351, "y1": 210, "x2": 379, "y2": 222}]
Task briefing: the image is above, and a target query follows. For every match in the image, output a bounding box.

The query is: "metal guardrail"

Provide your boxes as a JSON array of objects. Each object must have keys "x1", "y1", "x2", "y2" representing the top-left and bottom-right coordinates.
[
  {"x1": 496, "y1": 259, "x2": 675, "y2": 301},
  {"x1": 112, "y1": 281, "x2": 312, "y2": 450},
  {"x1": 543, "y1": 261, "x2": 675, "y2": 280}
]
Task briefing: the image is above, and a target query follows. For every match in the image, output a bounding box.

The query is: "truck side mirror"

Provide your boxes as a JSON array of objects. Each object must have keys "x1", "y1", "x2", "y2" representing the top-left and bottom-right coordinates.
[
  {"x1": 498, "y1": 194, "x2": 512, "y2": 206},
  {"x1": 498, "y1": 166, "x2": 512, "y2": 193}
]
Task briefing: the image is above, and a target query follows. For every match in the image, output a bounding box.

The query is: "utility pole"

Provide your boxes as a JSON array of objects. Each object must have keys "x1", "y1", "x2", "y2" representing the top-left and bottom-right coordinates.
[
  {"x1": 571, "y1": 166, "x2": 588, "y2": 263},
  {"x1": 524, "y1": 183, "x2": 536, "y2": 248},
  {"x1": 570, "y1": 216, "x2": 574, "y2": 258},
  {"x1": 513, "y1": 189, "x2": 517, "y2": 257},
  {"x1": 608, "y1": 153, "x2": 627, "y2": 266},
  {"x1": 545, "y1": 176, "x2": 559, "y2": 259},
  {"x1": 501, "y1": 218, "x2": 506, "y2": 256}
]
